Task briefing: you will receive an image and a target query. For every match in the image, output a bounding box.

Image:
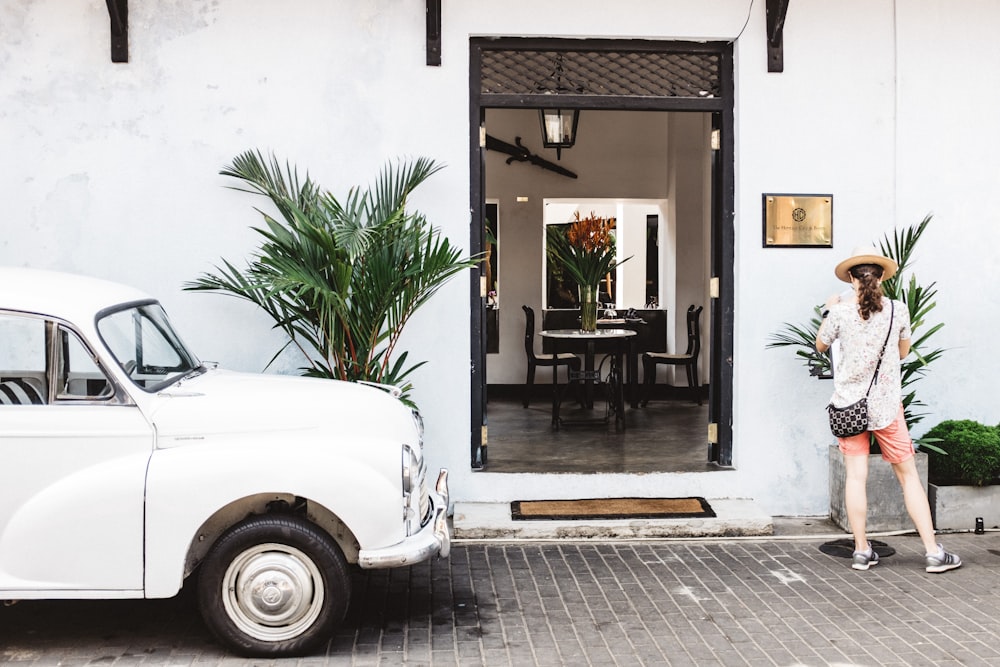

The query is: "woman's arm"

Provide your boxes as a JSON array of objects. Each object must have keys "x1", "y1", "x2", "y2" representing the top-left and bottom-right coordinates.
[{"x1": 815, "y1": 294, "x2": 841, "y2": 353}]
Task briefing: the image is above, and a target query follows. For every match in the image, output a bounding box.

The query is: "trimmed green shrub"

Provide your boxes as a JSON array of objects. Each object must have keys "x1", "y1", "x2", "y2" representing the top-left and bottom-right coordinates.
[{"x1": 925, "y1": 420, "x2": 1000, "y2": 486}]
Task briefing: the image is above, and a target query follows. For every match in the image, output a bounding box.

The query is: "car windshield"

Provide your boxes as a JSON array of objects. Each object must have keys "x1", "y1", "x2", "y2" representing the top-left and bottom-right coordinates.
[{"x1": 96, "y1": 302, "x2": 202, "y2": 392}]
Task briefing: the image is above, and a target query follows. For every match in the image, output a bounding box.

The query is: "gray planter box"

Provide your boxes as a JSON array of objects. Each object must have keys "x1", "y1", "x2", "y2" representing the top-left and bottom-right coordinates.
[
  {"x1": 929, "y1": 483, "x2": 1000, "y2": 531},
  {"x1": 829, "y1": 444, "x2": 928, "y2": 533}
]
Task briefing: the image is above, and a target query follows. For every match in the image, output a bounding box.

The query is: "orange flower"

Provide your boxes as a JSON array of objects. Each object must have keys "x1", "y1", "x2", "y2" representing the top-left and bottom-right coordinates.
[
  {"x1": 565, "y1": 211, "x2": 616, "y2": 253},
  {"x1": 546, "y1": 211, "x2": 627, "y2": 289}
]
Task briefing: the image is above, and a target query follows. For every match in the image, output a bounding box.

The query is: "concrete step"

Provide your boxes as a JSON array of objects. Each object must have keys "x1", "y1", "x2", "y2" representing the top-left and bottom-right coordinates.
[{"x1": 453, "y1": 498, "x2": 773, "y2": 540}]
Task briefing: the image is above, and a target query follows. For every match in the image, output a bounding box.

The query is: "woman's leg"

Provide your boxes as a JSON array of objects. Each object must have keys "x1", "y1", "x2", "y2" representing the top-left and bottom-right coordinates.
[
  {"x1": 843, "y1": 453, "x2": 870, "y2": 552},
  {"x1": 891, "y1": 457, "x2": 939, "y2": 554},
  {"x1": 875, "y1": 407, "x2": 940, "y2": 554}
]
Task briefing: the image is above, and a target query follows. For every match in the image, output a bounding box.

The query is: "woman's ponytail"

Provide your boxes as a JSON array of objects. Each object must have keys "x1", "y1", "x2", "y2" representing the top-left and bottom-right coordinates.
[{"x1": 850, "y1": 264, "x2": 885, "y2": 320}]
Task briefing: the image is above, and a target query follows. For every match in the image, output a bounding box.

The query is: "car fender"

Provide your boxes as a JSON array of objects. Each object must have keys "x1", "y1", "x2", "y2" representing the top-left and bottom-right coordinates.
[
  {"x1": 143, "y1": 438, "x2": 405, "y2": 598},
  {"x1": 0, "y1": 451, "x2": 150, "y2": 594}
]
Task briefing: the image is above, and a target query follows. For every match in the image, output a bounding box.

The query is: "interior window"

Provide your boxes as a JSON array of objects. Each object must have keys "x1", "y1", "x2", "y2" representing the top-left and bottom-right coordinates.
[
  {"x1": 56, "y1": 326, "x2": 114, "y2": 400},
  {"x1": 0, "y1": 313, "x2": 47, "y2": 405},
  {"x1": 543, "y1": 199, "x2": 668, "y2": 310}
]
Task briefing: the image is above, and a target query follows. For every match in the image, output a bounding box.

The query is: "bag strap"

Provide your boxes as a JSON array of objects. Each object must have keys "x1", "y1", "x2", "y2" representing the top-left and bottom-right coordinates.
[{"x1": 865, "y1": 300, "x2": 895, "y2": 397}]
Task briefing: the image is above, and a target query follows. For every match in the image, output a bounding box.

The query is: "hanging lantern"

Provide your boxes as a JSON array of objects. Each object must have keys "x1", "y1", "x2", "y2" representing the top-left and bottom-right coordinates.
[{"x1": 539, "y1": 108, "x2": 580, "y2": 161}]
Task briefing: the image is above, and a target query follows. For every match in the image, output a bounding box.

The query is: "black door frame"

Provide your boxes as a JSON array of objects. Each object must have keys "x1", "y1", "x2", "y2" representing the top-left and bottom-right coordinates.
[{"x1": 469, "y1": 37, "x2": 735, "y2": 468}]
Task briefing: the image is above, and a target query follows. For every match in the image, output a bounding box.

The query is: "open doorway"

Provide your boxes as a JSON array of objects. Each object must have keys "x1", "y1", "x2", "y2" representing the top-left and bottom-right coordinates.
[
  {"x1": 469, "y1": 39, "x2": 734, "y2": 472},
  {"x1": 481, "y1": 110, "x2": 712, "y2": 473}
]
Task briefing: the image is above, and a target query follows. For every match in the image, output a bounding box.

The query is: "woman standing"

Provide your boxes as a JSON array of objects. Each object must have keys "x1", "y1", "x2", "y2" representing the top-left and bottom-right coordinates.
[{"x1": 816, "y1": 246, "x2": 961, "y2": 573}]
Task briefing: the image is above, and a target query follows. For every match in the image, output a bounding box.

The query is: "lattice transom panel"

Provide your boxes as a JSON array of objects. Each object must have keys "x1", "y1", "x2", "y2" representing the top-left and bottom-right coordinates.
[{"x1": 481, "y1": 49, "x2": 721, "y2": 99}]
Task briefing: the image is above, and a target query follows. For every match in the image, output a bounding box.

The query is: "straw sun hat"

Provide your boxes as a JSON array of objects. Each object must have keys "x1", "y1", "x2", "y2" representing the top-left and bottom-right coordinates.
[{"x1": 834, "y1": 245, "x2": 898, "y2": 283}]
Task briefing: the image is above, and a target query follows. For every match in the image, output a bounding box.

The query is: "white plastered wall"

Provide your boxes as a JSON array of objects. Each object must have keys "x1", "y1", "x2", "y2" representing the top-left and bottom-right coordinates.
[{"x1": 3, "y1": 1, "x2": 999, "y2": 515}]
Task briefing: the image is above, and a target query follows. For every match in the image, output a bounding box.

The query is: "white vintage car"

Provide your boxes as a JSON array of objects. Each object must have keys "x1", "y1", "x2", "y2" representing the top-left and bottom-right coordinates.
[{"x1": 0, "y1": 267, "x2": 450, "y2": 657}]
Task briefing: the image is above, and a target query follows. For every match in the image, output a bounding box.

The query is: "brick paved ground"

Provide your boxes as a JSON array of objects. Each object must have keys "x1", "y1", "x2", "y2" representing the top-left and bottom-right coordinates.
[{"x1": 1, "y1": 533, "x2": 998, "y2": 666}]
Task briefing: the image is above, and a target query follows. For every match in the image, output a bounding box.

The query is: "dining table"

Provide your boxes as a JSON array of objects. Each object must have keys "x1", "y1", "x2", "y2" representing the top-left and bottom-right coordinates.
[
  {"x1": 539, "y1": 328, "x2": 637, "y2": 431},
  {"x1": 541, "y1": 311, "x2": 663, "y2": 407}
]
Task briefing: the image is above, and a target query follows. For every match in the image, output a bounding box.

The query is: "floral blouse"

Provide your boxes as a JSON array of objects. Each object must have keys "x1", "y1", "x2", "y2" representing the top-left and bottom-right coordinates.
[{"x1": 818, "y1": 297, "x2": 911, "y2": 430}]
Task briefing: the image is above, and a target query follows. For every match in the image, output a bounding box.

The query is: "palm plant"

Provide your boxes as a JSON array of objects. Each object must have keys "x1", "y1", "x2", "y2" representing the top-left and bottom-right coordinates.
[
  {"x1": 186, "y1": 150, "x2": 479, "y2": 405},
  {"x1": 877, "y1": 215, "x2": 944, "y2": 430},
  {"x1": 767, "y1": 214, "x2": 944, "y2": 436}
]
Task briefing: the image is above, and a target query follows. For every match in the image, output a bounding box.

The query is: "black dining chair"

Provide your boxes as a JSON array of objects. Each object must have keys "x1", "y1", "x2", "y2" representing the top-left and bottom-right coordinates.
[
  {"x1": 641, "y1": 305, "x2": 703, "y2": 406},
  {"x1": 521, "y1": 305, "x2": 581, "y2": 408}
]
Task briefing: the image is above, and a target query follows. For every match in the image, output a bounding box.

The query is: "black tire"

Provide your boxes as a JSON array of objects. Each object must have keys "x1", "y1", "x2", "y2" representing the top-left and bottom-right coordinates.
[{"x1": 196, "y1": 514, "x2": 351, "y2": 657}]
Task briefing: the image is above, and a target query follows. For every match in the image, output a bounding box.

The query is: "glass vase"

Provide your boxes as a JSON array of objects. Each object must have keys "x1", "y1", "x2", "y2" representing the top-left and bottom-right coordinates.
[{"x1": 579, "y1": 284, "x2": 599, "y2": 332}]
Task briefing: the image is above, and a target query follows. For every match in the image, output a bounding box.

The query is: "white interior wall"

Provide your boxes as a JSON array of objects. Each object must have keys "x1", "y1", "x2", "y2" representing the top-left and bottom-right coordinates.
[
  {"x1": 667, "y1": 114, "x2": 712, "y2": 386},
  {"x1": 485, "y1": 109, "x2": 672, "y2": 385},
  {"x1": 618, "y1": 204, "x2": 646, "y2": 308},
  {"x1": 658, "y1": 201, "x2": 677, "y2": 356},
  {"x1": 486, "y1": 108, "x2": 709, "y2": 389}
]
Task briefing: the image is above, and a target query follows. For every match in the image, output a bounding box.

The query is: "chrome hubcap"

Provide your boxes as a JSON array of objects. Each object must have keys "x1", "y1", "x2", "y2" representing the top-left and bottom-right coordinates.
[{"x1": 222, "y1": 543, "x2": 324, "y2": 642}]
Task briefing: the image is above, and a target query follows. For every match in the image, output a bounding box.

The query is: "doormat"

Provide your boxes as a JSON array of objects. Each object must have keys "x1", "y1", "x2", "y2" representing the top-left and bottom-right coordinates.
[
  {"x1": 511, "y1": 497, "x2": 715, "y2": 521},
  {"x1": 818, "y1": 538, "x2": 895, "y2": 559}
]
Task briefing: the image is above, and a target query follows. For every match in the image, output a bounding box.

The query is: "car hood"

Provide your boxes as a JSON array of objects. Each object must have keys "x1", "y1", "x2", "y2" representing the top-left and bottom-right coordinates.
[{"x1": 142, "y1": 368, "x2": 417, "y2": 446}]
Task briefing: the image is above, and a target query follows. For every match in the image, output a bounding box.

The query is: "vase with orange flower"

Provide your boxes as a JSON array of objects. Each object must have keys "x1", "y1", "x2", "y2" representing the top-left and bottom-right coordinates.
[{"x1": 546, "y1": 211, "x2": 629, "y2": 332}]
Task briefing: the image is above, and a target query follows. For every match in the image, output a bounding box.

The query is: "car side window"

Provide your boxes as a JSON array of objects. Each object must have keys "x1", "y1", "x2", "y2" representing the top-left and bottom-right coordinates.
[
  {"x1": 0, "y1": 313, "x2": 48, "y2": 405},
  {"x1": 55, "y1": 325, "x2": 114, "y2": 401}
]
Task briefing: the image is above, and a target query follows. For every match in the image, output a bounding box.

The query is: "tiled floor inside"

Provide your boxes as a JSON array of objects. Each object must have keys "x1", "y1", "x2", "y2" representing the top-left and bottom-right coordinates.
[{"x1": 484, "y1": 393, "x2": 716, "y2": 473}]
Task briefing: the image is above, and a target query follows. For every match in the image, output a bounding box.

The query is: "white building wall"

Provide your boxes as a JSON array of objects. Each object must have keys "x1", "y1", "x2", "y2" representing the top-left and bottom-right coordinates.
[
  {"x1": 733, "y1": 1, "x2": 900, "y2": 513},
  {"x1": 2, "y1": 0, "x2": 998, "y2": 516},
  {"x1": 894, "y1": 0, "x2": 1000, "y2": 428}
]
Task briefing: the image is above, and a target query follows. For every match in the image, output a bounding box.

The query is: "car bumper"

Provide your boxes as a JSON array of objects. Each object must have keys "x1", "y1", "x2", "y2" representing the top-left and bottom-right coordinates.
[{"x1": 357, "y1": 468, "x2": 451, "y2": 569}]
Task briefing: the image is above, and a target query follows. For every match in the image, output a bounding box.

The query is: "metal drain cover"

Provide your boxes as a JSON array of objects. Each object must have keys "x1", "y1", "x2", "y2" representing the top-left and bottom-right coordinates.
[{"x1": 819, "y1": 538, "x2": 895, "y2": 559}]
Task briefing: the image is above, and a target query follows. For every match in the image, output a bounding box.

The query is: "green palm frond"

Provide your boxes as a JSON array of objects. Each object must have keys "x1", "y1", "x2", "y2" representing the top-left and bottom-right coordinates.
[
  {"x1": 765, "y1": 307, "x2": 831, "y2": 376},
  {"x1": 767, "y1": 214, "x2": 945, "y2": 433},
  {"x1": 186, "y1": 151, "x2": 480, "y2": 406}
]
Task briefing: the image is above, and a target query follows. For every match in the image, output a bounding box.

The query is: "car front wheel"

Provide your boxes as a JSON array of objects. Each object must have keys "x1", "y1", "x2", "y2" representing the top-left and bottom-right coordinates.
[{"x1": 197, "y1": 514, "x2": 350, "y2": 657}]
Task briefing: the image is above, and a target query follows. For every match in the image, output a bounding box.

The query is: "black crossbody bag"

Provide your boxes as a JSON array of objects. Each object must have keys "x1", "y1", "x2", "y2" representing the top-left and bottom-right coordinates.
[{"x1": 826, "y1": 301, "x2": 894, "y2": 438}]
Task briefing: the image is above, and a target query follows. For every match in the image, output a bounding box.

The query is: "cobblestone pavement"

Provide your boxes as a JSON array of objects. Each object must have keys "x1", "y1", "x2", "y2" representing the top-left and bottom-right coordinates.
[{"x1": 2, "y1": 532, "x2": 998, "y2": 666}]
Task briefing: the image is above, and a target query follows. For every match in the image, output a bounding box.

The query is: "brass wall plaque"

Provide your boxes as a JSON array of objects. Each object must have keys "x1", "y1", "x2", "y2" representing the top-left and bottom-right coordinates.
[{"x1": 763, "y1": 194, "x2": 833, "y2": 247}]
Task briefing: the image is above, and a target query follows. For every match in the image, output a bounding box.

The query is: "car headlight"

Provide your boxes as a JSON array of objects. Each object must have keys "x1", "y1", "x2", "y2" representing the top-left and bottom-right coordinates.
[
  {"x1": 402, "y1": 444, "x2": 420, "y2": 495},
  {"x1": 411, "y1": 408, "x2": 424, "y2": 448},
  {"x1": 401, "y1": 443, "x2": 430, "y2": 534}
]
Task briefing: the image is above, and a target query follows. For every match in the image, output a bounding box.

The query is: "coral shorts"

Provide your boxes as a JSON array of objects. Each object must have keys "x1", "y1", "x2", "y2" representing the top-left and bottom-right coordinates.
[{"x1": 837, "y1": 405, "x2": 915, "y2": 464}]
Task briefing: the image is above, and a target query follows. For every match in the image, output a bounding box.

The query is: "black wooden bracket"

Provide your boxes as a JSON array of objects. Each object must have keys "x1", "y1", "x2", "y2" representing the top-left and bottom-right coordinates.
[
  {"x1": 485, "y1": 135, "x2": 578, "y2": 179},
  {"x1": 105, "y1": 0, "x2": 128, "y2": 62},
  {"x1": 766, "y1": 0, "x2": 789, "y2": 73},
  {"x1": 426, "y1": 0, "x2": 441, "y2": 66}
]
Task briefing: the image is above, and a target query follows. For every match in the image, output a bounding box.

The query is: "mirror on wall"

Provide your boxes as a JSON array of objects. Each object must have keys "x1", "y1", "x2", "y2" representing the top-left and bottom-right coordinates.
[
  {"x1": 543, "y1": 198, "x2": 670, "y2": 311},
  {"x1": 485, "y1": 200, "x2": 499, "y2": 354},
  {"x1": 485, "y1": 200, "x2": 499, "y2": 305}
]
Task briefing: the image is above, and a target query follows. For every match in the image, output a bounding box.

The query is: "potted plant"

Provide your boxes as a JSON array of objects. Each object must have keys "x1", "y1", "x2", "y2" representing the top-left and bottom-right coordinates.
[
  {"x1": 924, "y1": 419, "x2": 1000, "y2": 530},
  {"x1": 768, "y1": 215, "x2": 945, "y2": 438},
  {"x1": 545, "y1": 211, "x2": 629, "y2": 331},
  {"x1": 187, "y1": 150, "x2": 480, "y2": 406},
  {"x1": 768, "y1": 215, "x2": 946, "y2": 531}
]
